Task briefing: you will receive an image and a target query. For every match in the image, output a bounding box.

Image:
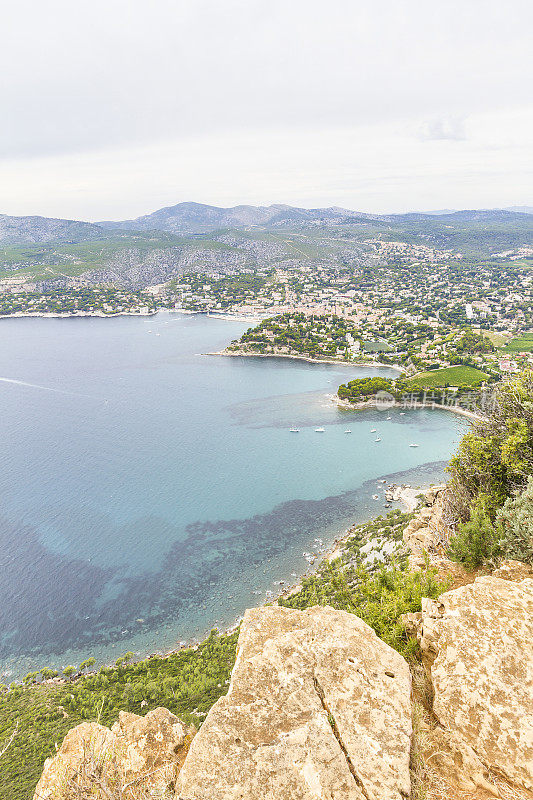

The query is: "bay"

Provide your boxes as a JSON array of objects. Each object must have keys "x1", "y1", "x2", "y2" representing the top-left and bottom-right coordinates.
[{"x1": 0, "y1": 313, "x2": 464, "y2": 679}]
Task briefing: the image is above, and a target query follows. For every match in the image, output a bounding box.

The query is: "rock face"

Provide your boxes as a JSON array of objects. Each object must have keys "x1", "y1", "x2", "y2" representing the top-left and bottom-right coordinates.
[
  {"x1": 176, "y1": 605, "x2": 412, "y2": 800},
  {"x1": 402, "y1": 486, "x2": 450, "y2": 567},
  {"x1": 418, "y1": 576, "x2": 533, "y2": 791},
  {"x1": 33, "y1": 707, "x2": 194, "y2": 799}
]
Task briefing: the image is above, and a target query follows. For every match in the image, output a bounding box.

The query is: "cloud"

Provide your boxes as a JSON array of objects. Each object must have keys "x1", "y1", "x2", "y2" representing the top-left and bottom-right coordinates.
[
  {"x1": 418, "y1": 116, "x2": 467, "y2": 141},
  {"x1": 1, "y1": 109, "x2": 531, "y2": 219},
  {"x1": 0, "y1": 0, "x2": 531, "y2": 215}
]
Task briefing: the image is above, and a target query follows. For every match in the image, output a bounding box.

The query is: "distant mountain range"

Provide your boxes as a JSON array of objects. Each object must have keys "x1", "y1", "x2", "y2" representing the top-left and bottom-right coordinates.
[
  {"x1": 0, "y1": 214, "x2": 104, "y2": 245},
  {"x1": 0, "y1": 202, "x2": 532, "y2": 244},
  {"x1": 425, "y1": 206, "x2": 533, "y2": 216},
  {"x1": 97, "y1": 202, "x2": 380, "y2": 235}
]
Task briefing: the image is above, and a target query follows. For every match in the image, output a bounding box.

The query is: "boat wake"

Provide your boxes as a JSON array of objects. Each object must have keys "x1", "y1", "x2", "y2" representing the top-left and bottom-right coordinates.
[{"x1": 0, "y1": 376, "x2": 96, "y2": 399}]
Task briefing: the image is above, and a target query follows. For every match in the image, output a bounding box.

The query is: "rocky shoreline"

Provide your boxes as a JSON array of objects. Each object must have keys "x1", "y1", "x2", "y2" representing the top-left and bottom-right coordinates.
[
  {"x1": 0, "y1": 309, "x2": 157, "y2": 320},
  {"x1": 333, "y1": 393, "x2": 483, "y2": 421},
  {"x1": 205, "y1": 347, "x2": 403, "y2": 371}
]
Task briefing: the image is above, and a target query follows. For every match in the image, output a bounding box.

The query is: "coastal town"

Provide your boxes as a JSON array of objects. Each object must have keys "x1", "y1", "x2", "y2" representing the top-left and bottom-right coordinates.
[{"x1": 1, "y1": 234, "x2": 532, "y2": 386}]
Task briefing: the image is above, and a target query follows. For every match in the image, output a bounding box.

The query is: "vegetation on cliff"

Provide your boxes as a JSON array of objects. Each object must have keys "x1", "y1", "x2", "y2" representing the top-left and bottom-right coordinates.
[
  {"x1": 279, "y1": 511, "x2": 447, "y2": 660},
  {"x1": 0, "y1": 631, "x2": 237, "y2": 800},
  {"x1": 448, "y1": 368, "x2": 533, "y2": 567}
]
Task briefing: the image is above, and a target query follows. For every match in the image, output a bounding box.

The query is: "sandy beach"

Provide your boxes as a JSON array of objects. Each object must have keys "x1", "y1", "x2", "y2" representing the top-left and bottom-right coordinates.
[{"x1": 333, "y1": 394, "x2": 482, "y2": 421}]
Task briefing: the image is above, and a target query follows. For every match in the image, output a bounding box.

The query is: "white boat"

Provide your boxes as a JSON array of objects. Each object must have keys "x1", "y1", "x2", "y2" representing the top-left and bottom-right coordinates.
[
  {"x1": 409, "y1": 443, "x2": 419, "y2": 447},
  {"x1": 289, "y1": 427, "x2": 300, "y2": 433},
  {"x1": 344, "y1": 429, "x2": 352, "y2": 433},
  {"x1": 400, "y1": 412, "x2": 405, "y2": 415},
  {"x1": 372, "y1": 494, "x2": 379, "y2": 500},
  {"x1": 315, "y1": 427, "x2": 325, "y2": 432},
  {"x1": 371, "y1": 428, "x2": 377, "y2": 432},
  {"x1": 375, "y1": 437, "x2": 382, "y2": 442},
  {"x1": 386, "y1": 416, "x2": 391, "y2": 420}
]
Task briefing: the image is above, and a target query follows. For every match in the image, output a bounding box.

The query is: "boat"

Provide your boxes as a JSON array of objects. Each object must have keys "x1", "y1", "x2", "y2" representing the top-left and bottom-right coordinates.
[
  {"x1": 400, "y1": 412, "x2": 405, "y2": 415},
  {"x1": 372, "y1": 494, "x2": 379, "y2": 499},
  {"x1": 371, "y1": 428, "x2": 377, "y2": 432},
  {"x1": 344, "y1": 429, "x2": 352, "y2": 433},
  {"x1": 386, "y1": 416, "x2": 391, "y2": 420},
  {"x1": 375, "y1": 437, "x2": 382, "y2": 442},
  {"x1": 289, "y1": 427, "x2": 300, "y2": 433},
  {"x1": 314, "y1": 427, "x2": 325, "y2": 432},
  {"x1": 409, "y1": 443, "x2": 419, "y2": 447}
]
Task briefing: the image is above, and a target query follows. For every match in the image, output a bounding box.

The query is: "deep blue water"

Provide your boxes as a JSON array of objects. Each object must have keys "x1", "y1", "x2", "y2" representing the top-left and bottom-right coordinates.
[{"x1": 0, "y1": 313, "x2": 465, "y2": 678}]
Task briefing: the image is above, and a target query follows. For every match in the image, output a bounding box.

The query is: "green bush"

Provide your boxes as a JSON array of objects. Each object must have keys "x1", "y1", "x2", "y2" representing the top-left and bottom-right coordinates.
[
  {"x1": 448, "y1": 369, "x2": 533, "y2": 517},
  {"x1": 448, "y1": 494, "x2": 501, "y2": 569},
  {"x1": 497, "y1": 476, "x2": 533, "y2": 565}
]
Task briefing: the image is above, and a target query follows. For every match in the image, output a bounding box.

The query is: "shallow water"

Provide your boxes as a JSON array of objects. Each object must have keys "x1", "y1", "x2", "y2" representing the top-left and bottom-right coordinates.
[{"x1": 0, "y1": 313, "x2": 465, "y2": 678}]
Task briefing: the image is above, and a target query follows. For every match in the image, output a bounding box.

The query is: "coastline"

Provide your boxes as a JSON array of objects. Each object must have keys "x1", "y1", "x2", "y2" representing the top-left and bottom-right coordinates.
[
  {"x1": 0, "y1": 308, "x2": 261, "y2": 322},
  {"x1": 0, "y1": 309, "x2": 158, "y2": 320},
  {"x1": 205, "y1": 348, "x2": 404, "y2": 371},
  {"x1": 333, "y1": 394, "x2": 483, "y2": 421},
  {"x1": 24, "y1": 474, "x2": 430, "y2": 687},
  {"x1": 0, "y1": 314, "x2": 457, "y2": 683}
]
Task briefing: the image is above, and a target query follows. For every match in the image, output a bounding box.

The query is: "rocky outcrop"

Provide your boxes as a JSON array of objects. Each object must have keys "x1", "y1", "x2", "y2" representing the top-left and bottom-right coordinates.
[
  {"x1": 176, "y1": 604, "x2": 412, "y2": 800},
  {"x1": 33, "y1": 707, "x2": 194, "y2": 799},
  {"x1": 402, "y1": 485, "x2": 451, "y2": 567},
  {"x1": 417, "y1": 576, "x2": 533, "y2": 791}
]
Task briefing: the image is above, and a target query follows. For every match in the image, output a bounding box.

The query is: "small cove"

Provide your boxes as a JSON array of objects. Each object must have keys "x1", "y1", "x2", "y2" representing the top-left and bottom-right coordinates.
[{"x1": 0, "y1": 313, "x2": 465, "y2": 678}]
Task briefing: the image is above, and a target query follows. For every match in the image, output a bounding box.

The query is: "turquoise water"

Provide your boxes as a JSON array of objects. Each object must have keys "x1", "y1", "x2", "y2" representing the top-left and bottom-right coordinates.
[{"x1": 0, "y1": 313, "x2": 465, "y2": 678}]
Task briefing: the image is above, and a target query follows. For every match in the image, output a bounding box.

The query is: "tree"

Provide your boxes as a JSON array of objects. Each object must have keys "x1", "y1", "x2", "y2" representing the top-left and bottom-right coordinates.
[
  {"x1": 63, "y1": 666, "x2": 76, "y2": 679},
  {"x1": 448, "y1": 369, "x2": 533, "y2": 519},
  {"x1": 22, "y1": 672, "x2": 39, "y2": 686},
  {"x1": 40, "y1": 668, "x2": 59, "y2": 681}
]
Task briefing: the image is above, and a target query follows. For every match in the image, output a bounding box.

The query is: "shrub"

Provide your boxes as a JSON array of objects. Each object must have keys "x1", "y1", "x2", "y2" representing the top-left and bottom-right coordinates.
[
  {"x1": 497, "y1": 476, "x2": 533, "y2": 565},
  {"x1": 448, "y1": 494, "x2": 501, "y2": 569},
  {"x1": 447, "y1": 369, "x2": 533, "y2": 519}
]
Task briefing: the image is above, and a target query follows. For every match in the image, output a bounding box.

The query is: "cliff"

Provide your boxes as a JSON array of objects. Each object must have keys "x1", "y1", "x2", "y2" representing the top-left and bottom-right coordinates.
[{"x1": 33, "y1": 580, "x2": 533, "y2": 800}]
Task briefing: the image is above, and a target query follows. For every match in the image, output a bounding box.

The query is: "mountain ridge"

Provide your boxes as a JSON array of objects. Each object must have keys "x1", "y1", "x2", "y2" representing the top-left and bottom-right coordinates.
[{"x1": 1, "y1": 203, "x2": 531, "y2": 244}]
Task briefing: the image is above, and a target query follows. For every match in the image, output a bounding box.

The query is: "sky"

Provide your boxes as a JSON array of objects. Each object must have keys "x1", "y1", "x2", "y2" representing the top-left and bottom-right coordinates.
[{"x1": 1, "y1": 0, "x2": 532, "y2": 221}]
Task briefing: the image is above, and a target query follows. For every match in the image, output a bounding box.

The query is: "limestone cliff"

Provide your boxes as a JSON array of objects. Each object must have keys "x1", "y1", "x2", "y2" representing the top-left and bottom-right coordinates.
[
  {"x1": 176, "y1": 605, "x2": 413, "y2": 800},
  {"x1": 33, "y1": 707, "x2": 194, "y2": 799},
  {"x1": 33, "y1": 585, "x2": 533, "y2": 800},
  {"x1": 416, "y1": 575, "x2": 533, "y2": 791}
]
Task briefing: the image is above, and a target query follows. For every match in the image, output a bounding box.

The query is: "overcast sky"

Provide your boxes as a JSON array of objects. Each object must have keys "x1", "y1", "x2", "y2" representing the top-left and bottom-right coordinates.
[{"x1": 1, "y1": 0, "x2": 531, "y2": 220}]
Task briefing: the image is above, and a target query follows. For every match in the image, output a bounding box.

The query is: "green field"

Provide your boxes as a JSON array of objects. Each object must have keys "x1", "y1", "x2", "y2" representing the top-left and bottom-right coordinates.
[
  {"x1": 362, "y1": 339, "x2": 393, "y2": 352},
  {"x1": 481, "y1": 330, "x2": 511, "y2": 347},
  {"x1": 501, "y1": 332, "x2": 533, "y2": 353},
  {"x1": 406, "y1": 365, "x2": 489, "y2": 388}
]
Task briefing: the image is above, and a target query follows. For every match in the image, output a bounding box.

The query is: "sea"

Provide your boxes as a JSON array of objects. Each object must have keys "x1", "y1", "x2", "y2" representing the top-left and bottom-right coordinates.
[{"x1": 0, "y1": 313, "x2": 465, "y2": 679}]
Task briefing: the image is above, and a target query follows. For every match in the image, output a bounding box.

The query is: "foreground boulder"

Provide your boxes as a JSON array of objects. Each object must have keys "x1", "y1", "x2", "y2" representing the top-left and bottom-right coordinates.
[
  {"x1": 418, "y1": 575, "x2": 533, "y2": 791},
  {"x1": 176, "y1": 604, "x2": 412, "y2": 800},
  {"x1": 33, "y1": 707, "x2": 194, "y2": 799}
]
